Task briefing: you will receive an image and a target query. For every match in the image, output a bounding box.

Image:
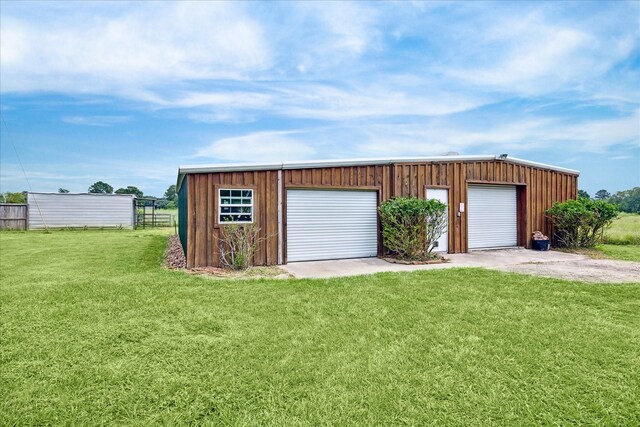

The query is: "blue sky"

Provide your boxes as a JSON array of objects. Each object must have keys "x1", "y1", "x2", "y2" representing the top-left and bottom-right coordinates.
[{"x1": 1, "y1": 1, "x2": 638, "y2": 197}]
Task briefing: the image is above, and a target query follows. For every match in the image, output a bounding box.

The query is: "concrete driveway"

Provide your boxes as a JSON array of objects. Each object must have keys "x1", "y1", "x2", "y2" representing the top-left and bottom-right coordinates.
[{"x1": 282, "y1": 249, "x2": 640, "y2": 283}]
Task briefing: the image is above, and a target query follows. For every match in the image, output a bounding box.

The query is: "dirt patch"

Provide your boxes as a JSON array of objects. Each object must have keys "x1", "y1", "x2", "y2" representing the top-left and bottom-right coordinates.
[
  {"x1": 165, "y1": 235, "x2": 291, "y2": 279},
  {"x1": 381, "y1": 256, "x2": 450, "y2": 265},
  {"x1": 446, "y1": 249, "x2": 640, "y2": 283},
  {"x1": 189, "y1": 266, "x2": 292, "y2": 280},
  {"x1": 501, "y1": 259, "x2": 640, "y2": 283},
  {"x1": 165, "y1": 235, "x2": 186, "y2": 269},
  {"x1": 554, "y1": 247, "x2": 608, "y2": 260}
]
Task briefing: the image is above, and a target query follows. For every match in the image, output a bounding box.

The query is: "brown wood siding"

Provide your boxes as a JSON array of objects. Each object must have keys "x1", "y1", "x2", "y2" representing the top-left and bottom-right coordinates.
[
  {"x1": 185, "y1": 170, "x2": 279, "y2": 268},
  {"x1": 185, "y1": 159, "x2": 577, "y2": 266},
  {"x1": 391, "y1": 160, "x2": 577, "y2": 252}
]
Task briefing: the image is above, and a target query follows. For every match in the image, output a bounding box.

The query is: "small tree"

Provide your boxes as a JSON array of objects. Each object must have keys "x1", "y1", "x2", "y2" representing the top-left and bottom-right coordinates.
[
  {"x1": 88, "y1": 181, "x2": 113, "y2": 194},
  {"x1": 577, "y1": 189, "x2": 590, "y2": 199},
  {"x1": 218, "y1": 223, "x2": 262, "y2": 270},
  {"x1": 155, "y1": 198, "x2": 178, "y2": 209},
  {"x1": 58, "y1": 188, "x2": 70, "y2": 193},
  {"x1": 595, "y1": 189, "x2": 610, "y2": 200},
  {"x1": 378, "y1": 197, "x2": 447, "y2": 260},
  {"x1": 545, "y1": 198, "x2": 618, "y2": 248},
  {"x1": 115, "y1": 186, "x2": 143, "y2": 198},
  {"x1": 164, "y1": 185, "x2": 177, "y2": 202}
]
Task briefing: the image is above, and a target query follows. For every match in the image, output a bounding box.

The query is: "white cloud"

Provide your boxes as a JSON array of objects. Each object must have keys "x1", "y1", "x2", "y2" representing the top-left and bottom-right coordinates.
[
  {"x1": 0, "y1": 164, "x2": 97, "y2": 193},
  {"x1": 195, "y1": 131, "x2": 316, "y2": 162},
  {"x1": 0, "y1": 167, "x2": 96, "y2": 182},
  {"x1": 62, "y1": 115, "x2": 131, "y2": 126},
  {"x1": 304, "y1": 2, "x2": 380, "y2": 56},
  {"x1": 542, "y1": 111, "x2": 640, "y2": 151},
  {"x1": 162, "y1": 92, "x2": 272, "y2": 110},
  {"x1": 353, "y1": 111, "x2": 640, "y2": 157},
  {"x1": 271, "y1": 84, "x2": 485, "y2": 120},
  {"x1": 185, "y1": 110, "x2": 639, "y2": 165},
  {"x1": 460, "y1": 26, "x2": 590, "y2": 87},
  {"x1": 147, "y1": 82, "x2": 486, "y2": 122},
  {"x1": 273, "y1": 2, "x2": 381, "y2": 76},
  {"x1": 3, "y1": 1, "x2": 636, "y2": 122},
  {"x1": 0, "y1": 2, "x2": 270, "y2": 94},
  {"x1": 0, "y1": 160, "x2": 179, "y2": 195},
  {"x1": 434, "y1": 10, "x2": 637, "y2": 95},
  {"x1": 0, "y1": 2, "x2": 385, "y2": 96},
  {"x1": 356, "y1": 119, "x2": 555, "y2": 157}
]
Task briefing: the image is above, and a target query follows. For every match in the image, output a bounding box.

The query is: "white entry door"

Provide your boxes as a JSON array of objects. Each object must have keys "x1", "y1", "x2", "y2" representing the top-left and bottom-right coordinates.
[
  {"x1": 467, "y1": 185, "x2": 518, "y2": 249},
  {"x1": 426, "y1": 188, "x2": 448, "y2": 253},
  {"x1": 286, "y1": 189, "x2": 378, "y2": 262}
]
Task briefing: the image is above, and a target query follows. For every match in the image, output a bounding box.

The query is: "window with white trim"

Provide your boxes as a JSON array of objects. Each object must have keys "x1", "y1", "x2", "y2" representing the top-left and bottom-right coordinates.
[{"x1": 218, "y1": 189, "x2": 253, "y2": 223}]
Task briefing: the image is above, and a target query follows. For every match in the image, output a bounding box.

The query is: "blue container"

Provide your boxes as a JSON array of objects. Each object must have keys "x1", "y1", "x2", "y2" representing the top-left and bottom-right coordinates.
[{"x1": 532, "y1": 239, "x2": 550, "y2": 251}]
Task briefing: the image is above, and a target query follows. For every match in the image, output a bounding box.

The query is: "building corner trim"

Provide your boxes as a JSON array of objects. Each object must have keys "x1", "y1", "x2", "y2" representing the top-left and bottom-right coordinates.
[{"x1": 277, "y1": 170, "x2": 283, "y2": 265}]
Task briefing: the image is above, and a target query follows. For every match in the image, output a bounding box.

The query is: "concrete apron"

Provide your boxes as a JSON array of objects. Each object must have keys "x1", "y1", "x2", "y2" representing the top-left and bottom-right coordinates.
[{"x1": 282, "y1": 249, "x2": 640, "y2": 283}]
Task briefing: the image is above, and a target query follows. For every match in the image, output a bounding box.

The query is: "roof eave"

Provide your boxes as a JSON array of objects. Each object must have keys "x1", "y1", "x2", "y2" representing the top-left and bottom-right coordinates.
[
  {"x1": 506, "y1": 157, "x2": 580, "y2": 175},
  {"x1": 177, "y1": 155, "x2": 580, "y2": 183},
  {"x1": 26, "y1": 192, "x2": 137, "y2": 198}
]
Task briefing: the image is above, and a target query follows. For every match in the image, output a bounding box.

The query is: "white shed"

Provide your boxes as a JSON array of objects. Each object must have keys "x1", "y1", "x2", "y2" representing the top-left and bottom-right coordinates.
[{"x1": 27, "y1": 192, "x2": 136, "y2": 229}]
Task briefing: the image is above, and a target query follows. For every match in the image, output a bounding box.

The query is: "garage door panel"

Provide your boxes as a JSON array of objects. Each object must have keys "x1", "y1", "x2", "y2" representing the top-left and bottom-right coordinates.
[
  {"x1": 468, "y1": 185, "x2": 517, "y2": 249},
  {"x1": 287, "y1": 189, "x2": 378, "y2": 262}
]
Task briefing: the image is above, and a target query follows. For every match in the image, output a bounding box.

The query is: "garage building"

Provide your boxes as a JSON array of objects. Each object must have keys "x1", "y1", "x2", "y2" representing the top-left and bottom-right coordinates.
[{"x1": 176, "y1": 155, "x2": 578, "y2": 268}]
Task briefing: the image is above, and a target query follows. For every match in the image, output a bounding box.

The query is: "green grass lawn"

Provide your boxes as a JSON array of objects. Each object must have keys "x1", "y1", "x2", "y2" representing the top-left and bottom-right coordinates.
[
  {"x1": 1, "y1": 230, "x2": 639, "y2": 425},
  {"x1": 155, "y1": 207, "x2": 178, "y2": 219},
  {"x1": 596, "y1": 213, "x2": 640, "y2": 261},
  {"x1": 604, "y1": 213, "x2": 640, "y2": 245},
  {"x1": 596, "y1": 244, "x2": 640, "y2": 262}
]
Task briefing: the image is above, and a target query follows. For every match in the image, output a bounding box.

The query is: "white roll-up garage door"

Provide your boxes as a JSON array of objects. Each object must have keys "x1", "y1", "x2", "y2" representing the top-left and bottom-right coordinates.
[
  {"x1": 286, "y1": 189, "x2": 378, "y2": 262},
  {"x1": 467, "y1": 185, "x2": 518, "y2": 249}
]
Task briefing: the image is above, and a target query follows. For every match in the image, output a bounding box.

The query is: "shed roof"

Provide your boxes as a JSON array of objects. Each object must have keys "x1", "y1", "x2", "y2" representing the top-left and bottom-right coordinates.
[
  {"x1": 27, "y1": 192, "x2": 136, "y2": 198},
  {"x1": 177, "y1": 154, "x2": 579, "y2": 189}
]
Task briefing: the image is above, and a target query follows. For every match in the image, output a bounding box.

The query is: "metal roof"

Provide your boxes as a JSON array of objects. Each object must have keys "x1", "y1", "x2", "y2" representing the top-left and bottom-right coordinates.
[
  {"x1": 178, "y1": 154, "x2": 579, "y2": 187},
  {"x1": 26, "y1": 192, "x2": 137, "y2": 198}
]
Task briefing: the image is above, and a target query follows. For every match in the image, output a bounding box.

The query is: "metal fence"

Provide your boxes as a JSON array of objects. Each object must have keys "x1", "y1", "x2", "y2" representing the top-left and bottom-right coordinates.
[
  {"x1": 136, "y1": 213, "x2": 173, "y2": 228},
  {"x1": 0, "y1": 204, "x2": 28, "y2": 230}
]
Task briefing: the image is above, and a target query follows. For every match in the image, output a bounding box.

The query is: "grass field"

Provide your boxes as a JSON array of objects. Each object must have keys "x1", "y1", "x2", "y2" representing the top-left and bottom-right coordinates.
[
  {"x1": 598, "y1": 213, "x2": 640, "y2": 261},
  {"x1": 596, "y1": 244, "x2": 640, "y2": 262},
  {"x1": 156, "y1": 208, "x2": 178, "y2": 219},
  {"x1": 1, "y1": 230, "x2": 639, "y2": 425},
  {"x1": 604, "y1": 213, "x2": 640, "y2": 245}
]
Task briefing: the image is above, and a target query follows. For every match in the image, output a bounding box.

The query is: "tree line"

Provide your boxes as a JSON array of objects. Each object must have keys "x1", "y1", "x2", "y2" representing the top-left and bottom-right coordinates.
[
  {"x1": 578, "y1": 187, "x2": 640, "y2": 213},
  {"x1": 83, "y1": 181, "x2": 178, "y2": 209}
]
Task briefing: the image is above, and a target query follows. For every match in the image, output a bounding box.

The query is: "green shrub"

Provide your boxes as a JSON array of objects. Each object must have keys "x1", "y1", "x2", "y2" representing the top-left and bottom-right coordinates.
[
  {"x1": 545, "y1": 198, "x2": 618, "y2": 248},
  {"x1": 379, "y1": 197, "x2": 447, "y2": 260},
  {"x1": 0, "y1": 192, "x2": 26, "y2": 204}
]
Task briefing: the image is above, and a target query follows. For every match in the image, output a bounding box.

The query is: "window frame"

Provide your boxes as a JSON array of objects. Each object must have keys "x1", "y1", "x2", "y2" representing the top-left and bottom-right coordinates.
[{"x1": 217, "y1": 188, "x2": 254, "y2": 224}]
